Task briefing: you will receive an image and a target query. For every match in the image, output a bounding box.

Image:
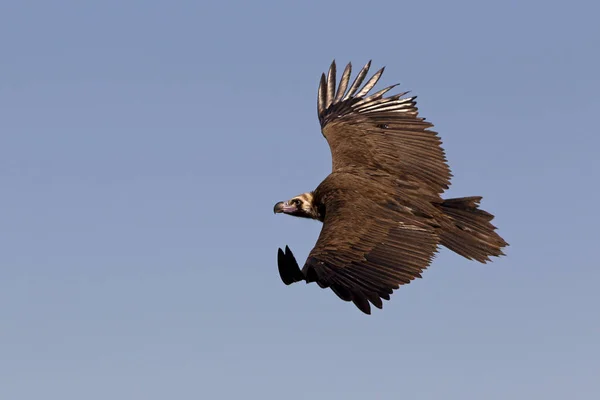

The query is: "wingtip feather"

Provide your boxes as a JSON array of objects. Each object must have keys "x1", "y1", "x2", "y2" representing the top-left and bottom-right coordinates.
[
  {"x1": 355, "y1": 66, "x2": 385, "y2": 97},
  {"x1": 343, "y1": 60, "x2": 372, "y2": 100},
  {"x1": 317, "y1": 73, "x2": 327, "y2": 117},
  {"x1": 326, "y1": 60, "x2": 337, "y2": 109},
  {"x1": 334, "y1": 62, "x2": 352, "y2": 102}
]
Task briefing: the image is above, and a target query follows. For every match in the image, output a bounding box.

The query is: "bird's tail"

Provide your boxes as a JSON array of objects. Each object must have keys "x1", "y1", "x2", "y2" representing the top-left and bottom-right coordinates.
[{"x1": 438, "y1": 196, "x2": 508, "y2": 263}]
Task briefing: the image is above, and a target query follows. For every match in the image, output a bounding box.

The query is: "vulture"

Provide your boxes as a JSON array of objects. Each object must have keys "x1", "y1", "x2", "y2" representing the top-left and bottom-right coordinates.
[{"x1": 274, "y1": 60, "x2": 508, "y2": 314}]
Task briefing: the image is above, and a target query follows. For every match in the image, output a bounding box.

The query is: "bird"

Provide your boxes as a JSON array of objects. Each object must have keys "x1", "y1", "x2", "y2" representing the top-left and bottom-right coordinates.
[{"x1": 273, "y1": 60, "x2": 508, "y2": 315}]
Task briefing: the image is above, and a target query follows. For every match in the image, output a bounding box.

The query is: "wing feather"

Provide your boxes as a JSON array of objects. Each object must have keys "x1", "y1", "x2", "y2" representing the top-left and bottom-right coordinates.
[
  {"x1": 343, "y1": 60, "x2": 371, "y2": 100},
  {"x1": 317, "y1": 73, "x2": 327, "y2": 118},
  {"x1": 352, "y1": 84, "x2": 399, "y2": 108},
  {"x1": 326, "y1": 61, "x2": 336, "y2": 109},
  {"x1": 355, "y1": 67, "x2": 385, "y2": 98},
  {"x1": 334, "y1": 62, "x2": 352, "y2": 102}
]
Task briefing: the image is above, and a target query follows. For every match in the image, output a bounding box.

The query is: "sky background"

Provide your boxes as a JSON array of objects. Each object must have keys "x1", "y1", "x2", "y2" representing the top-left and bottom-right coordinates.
[{"x1": 1, "y1": 1, "x2": 599, "y2": 399}]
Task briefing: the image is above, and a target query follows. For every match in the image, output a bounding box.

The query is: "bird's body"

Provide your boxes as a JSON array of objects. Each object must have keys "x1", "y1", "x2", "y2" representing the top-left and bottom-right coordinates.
[{"x1": 274, "y1": 60, "x2": 508, "y2": 314}]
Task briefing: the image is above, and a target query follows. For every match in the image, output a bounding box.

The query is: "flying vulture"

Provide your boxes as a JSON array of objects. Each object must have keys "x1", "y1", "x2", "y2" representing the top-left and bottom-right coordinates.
[{"x1": 274, "y1": 60, "x2": 508, "y2": 314}]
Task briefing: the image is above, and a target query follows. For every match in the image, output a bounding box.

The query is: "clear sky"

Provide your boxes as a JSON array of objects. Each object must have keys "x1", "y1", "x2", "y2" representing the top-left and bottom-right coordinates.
[{"x1": 1, "y1": 1, "x2": 599, "y2": 399}]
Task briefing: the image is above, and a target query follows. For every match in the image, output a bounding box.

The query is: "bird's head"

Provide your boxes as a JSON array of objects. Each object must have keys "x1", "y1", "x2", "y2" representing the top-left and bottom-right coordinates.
[{"x1": 273, "y1": 192, "x2": 319, "y2": 220}]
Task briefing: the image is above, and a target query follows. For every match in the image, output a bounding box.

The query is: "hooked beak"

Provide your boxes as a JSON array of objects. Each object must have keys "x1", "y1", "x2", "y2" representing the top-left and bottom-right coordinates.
[
  {"x1": 274, "y1": 201, "x2": 284, "y2": 213},
  {"x1": 273, "y1": 201, "x2": 294, "y2": 214}
]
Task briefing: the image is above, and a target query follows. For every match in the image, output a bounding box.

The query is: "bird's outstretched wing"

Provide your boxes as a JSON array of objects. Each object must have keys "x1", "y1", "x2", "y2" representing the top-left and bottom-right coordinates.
[
  {"x1": 278, "y1": 190, "x2": 440, "y2": 314},
  {"x1": 317, "y1": 60, "x2": 452, "y2": 196}
]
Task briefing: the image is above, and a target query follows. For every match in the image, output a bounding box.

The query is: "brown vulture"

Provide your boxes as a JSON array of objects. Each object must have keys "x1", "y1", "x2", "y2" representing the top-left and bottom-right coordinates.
[{"x1": 274, "y1": 60, "x2": 508, "y2": 314}]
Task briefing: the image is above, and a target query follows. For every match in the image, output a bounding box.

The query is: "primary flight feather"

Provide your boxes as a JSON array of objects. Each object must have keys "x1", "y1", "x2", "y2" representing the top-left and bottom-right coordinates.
[{"x1": 274, "y1": 60, "x2": 508, "y2": 314}]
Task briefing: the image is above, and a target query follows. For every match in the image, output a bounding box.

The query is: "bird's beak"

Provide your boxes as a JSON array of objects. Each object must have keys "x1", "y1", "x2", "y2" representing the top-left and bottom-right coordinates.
[
  {"x1": 274, "y1": 201, "x2": 295, "y2": 214},
  {"x1": 274, "y1": 201, "x2": 285, "y2": 214}
]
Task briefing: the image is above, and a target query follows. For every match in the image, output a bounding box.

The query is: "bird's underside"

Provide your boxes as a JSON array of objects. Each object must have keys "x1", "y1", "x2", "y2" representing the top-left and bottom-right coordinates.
[{"x1": 274, "y1": 60, "x2": 508, "y2": 315}]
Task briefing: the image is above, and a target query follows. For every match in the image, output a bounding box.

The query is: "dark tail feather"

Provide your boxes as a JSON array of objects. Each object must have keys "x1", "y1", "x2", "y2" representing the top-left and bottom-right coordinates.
[{"x1": 438, "y1": 196, "x2": 508, "y2": 263}]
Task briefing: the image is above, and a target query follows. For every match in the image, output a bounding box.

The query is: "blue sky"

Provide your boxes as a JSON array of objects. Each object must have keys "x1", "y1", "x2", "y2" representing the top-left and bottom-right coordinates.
[{"x1": 1, "y1": 1, "x2": 599, "y2": 399}]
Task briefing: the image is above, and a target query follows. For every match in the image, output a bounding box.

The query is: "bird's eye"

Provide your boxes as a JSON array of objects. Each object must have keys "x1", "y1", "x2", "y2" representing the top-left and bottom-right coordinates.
[{"x1": 291, "y1": 199, "x2": 301, "y2": 206}]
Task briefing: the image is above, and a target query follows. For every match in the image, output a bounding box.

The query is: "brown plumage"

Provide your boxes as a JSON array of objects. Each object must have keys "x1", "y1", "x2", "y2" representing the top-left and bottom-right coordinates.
[{"x1": 274, "y1": 60, "x2": 508, "y2": 314}]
